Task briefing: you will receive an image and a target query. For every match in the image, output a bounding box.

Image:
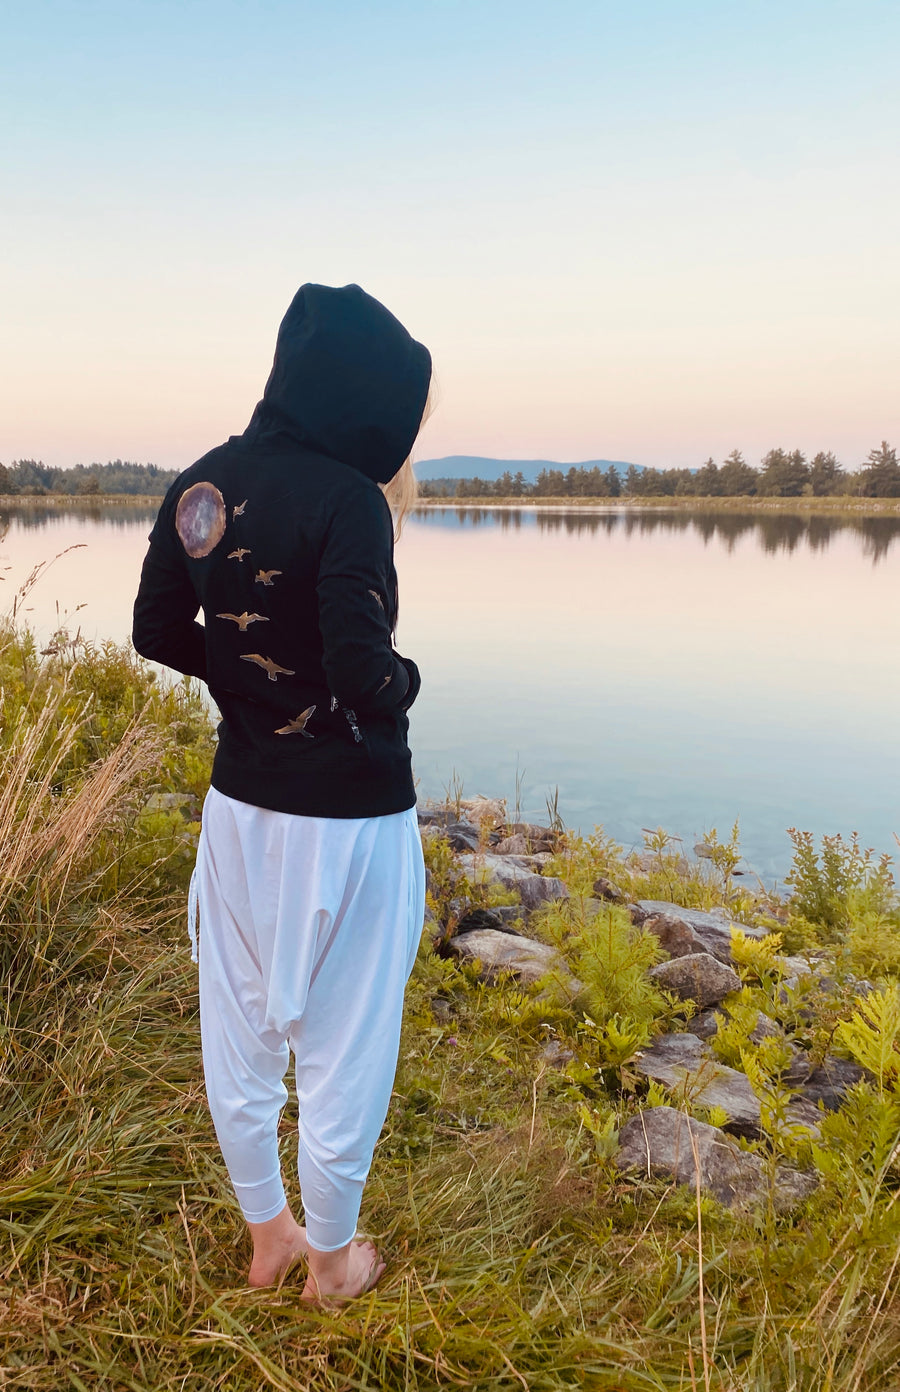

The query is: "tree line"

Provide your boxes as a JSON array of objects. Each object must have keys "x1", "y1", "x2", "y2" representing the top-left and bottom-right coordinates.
[
  {"x1": 0, "y1": 460, "x2": 179, "y2": 497},
  {"x1": 3, "y1": 443, "x2": 899, "y2": 501},
  {"x1": 420, "y1": 442, "x2": 900, "y2": 500}
]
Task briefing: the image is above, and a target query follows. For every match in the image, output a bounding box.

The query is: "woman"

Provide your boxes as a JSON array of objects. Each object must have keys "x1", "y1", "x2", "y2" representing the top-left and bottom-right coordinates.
[{"x1": 132, "y1": 282, "x2": 431, "y2": 1302}]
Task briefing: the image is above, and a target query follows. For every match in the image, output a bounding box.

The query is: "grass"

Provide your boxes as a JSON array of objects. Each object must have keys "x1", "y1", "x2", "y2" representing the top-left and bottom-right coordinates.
[{"x1": 2, "y1": 626, "x2": 900, "y2": 1389}]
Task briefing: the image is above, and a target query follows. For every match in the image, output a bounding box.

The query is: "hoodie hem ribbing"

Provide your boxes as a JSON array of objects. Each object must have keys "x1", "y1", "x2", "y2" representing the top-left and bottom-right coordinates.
[{"x1": 210, "y1": 751, "x2": 416, "y2": 820}]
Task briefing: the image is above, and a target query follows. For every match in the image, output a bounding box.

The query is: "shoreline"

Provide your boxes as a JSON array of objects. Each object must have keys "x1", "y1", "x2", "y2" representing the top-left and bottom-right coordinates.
[
  {"x1": 1, "y1": 492, "x2": 899, "y2": 518},
  {"x1": 0, "y1": 492, "x2": 162, "y2": 507},
  {"x1": 417, "y1": 494, "x2": 900, "y2": 516}
]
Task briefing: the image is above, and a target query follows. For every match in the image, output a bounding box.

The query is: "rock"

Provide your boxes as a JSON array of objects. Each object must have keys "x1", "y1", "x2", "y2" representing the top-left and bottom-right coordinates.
[
  {"x1": 648, "y1": 954, "x2": 741, "y2": 1008},
  {"x1": 685, "y1": 1008, "x2": 720, "y2": 1040},
  {"x1": 457, "y1": 852, "x2": 569, "y2": 912},
  {"x1": 508, "y1": 821, "x2": 556, "y2": 848},
  {"x1": 456, "y1": 906, "x2": 526, "y2": 937},
  {"x1": 749, "y1": 1012, "x2": 782, "y2": 1043},
  {"x1": 643, "y1": 913, "x2": 709, "y2": 960},
  {"x1": 635, "y1": 1032, "x2": 820, "y2": 1139},
  {"x1": 637, "y1": 901, "x2": 767, "y2": 964},
  {"x1": 540, "y1": 1039, "x2": 575, "y2": 1068},
  {"x1": 443, "y1": 822, "x2": 481, "y2": 852},
  {"x1": 431, "y1": 997, "x2": 453, "y2": 1024},
  {"x1": 784, "y1": 1053, "x2": 813, "y2": 1086},
  {"x1": 593, "y1": 877, "x2": 628, "y2": 903},
  {"x1": 800, "y1": 1056, "x2": 871, "y2": 1112},
  {"x1": 681, "y1": 1008, "x2": 812, "y2": 1085},
  {"x1": 495, "y1": 834, "x2": 529, "y2": 855},
  {"x1": 614, "y1": 1107, "x2": 818, "y2": 1211},
  {"x1": 420, "y1": 820, "x2": 480, "y2": 852},
  {"x1": 518, "y1": 852, "x2": 555, "y2": 870},
  {"x1": 634, "y1": 1033, "x2": 761, "y2": 1138},
  {"x1": 447, "y1": 928, "x2": 573, "y2": 989},
  {"x1": 501, "y1": 852, "x2": 556, "y2": 872}
]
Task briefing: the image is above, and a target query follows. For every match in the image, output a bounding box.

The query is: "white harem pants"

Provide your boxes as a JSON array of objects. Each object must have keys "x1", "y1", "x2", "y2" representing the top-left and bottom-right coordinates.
[{"x1": 191, "y1": 785, "x2": 425, "y2": 1252}]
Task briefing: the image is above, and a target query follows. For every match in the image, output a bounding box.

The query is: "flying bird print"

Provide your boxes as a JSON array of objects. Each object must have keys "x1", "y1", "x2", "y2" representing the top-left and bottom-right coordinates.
[
  {"x1": 368, "y1": 588, "x2": 385, "y2": 611},
  {"x1": 216, "y1": 611, "x2": 269, "y2": 631},
  {"x1": 233, "y1": 499, "x2": 247, "y2": 518},
  {"x1": 228, "y1": 548, "x2": 251, "y2": 561},
  {"x1": 240, "y1": 653, "x2": 296, "y2": 681},
  {"x1": 275, "y1": 705, "x2": 316, "y2": 737},
  {"x1": 255, "y1": 569, "x2": 282, "y2": 586}
]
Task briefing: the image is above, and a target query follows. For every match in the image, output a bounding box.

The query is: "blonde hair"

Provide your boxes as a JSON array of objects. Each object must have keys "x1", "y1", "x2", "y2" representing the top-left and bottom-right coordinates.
[{"x1": 381, "y1": 381, "x2": 436, "y2": 538}]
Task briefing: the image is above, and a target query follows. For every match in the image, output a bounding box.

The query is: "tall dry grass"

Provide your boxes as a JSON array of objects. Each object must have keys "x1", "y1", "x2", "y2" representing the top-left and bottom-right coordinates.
[{"x1": 0, "y1": 624, "x2": 899, "y2": 1388}]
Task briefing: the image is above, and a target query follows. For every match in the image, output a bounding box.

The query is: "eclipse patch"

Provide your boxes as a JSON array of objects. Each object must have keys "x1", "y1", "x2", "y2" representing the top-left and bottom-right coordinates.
[{"x1": 175, "y1": 482, "x2": 227, "y2": 558}]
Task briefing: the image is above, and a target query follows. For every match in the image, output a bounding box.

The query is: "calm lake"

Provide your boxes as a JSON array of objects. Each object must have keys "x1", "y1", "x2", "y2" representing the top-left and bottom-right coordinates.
[{"x1": 3, "y1": 501, "x2": 899, "y2": 887}]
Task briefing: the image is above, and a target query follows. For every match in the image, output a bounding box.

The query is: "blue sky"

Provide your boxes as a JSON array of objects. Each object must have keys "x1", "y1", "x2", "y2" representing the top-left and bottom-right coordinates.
[{"x1": 3, "y1": 0, "x2": 898, "y2": 468}]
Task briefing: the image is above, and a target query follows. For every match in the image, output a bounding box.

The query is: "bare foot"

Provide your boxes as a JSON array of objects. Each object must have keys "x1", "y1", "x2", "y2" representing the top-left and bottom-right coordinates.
[
  {"x1": 301, "y1": 1238, "x2": 386, "y2": 1308},
  {"x1": 247, "y1": 1205, "x2": 311, "y2": 1288}
]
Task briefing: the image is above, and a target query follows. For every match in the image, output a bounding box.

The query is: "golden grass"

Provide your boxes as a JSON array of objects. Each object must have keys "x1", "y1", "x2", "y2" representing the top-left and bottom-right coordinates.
[{"x1": 1, "y1": 633, "x2": 900, "y2": 1389}]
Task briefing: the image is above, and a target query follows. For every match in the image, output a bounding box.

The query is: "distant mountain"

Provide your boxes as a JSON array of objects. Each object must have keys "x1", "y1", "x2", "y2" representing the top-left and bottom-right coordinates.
[{"x1": 414, "y1": 456, "x2": 640, "y2": 484}]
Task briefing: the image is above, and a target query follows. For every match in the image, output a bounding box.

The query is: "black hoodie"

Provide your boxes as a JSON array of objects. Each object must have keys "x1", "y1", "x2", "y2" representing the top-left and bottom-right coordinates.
[{"x1": 132, "y1": 283, "x2": 432, "y2": 818}]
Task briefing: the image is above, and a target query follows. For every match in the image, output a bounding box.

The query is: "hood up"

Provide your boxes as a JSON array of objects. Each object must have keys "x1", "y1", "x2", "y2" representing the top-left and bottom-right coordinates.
[{"x1": 247, "y1": 283, "x2": 432, "y2": 485}]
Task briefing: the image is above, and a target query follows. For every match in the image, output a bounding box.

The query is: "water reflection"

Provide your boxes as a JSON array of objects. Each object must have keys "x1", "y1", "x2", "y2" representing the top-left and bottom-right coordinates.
[
  {"x1": 416, "y1": 505, "x2": 900, "y2": 564},
  {"x1": 0, "y1": 503, "x2": 158, "y2": 532},
  {"x1": 1, "y1": 500, "x2": 897, "y2": 881}
]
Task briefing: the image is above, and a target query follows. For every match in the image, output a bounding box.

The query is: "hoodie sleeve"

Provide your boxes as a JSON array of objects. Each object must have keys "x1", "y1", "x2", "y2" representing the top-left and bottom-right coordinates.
[
  {"x1": 132, "y1": 499, "x2": 207, "y2": 681},
  {"x1": 316, "y1": 485, "x2": 420, "y2": 713}
]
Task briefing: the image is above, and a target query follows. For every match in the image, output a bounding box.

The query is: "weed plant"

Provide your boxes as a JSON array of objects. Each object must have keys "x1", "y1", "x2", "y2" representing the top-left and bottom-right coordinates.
[{"x1": 2, "y1": 626, "x2": 900, "y2": 1388}]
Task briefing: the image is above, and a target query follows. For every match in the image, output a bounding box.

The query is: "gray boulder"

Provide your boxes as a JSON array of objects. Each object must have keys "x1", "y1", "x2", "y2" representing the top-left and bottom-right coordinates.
[
  {"x1": 684, "y1": 1008, "x2": 721, "y2": 1040},
  {"x1": 615, "y1": 1106, "x2": 817, "y2": 1211},
  {"x1": 684, "y1": 1009, "x2": 812, "y2": 1085},
  {"x1": 800, "y1": 1056, "x2": 872, "y2": 1111},
  {"x1": 634, "y1": 1032, "x2": 820, "y2": 1140},
  {"x1": 457, "y1": 852, "x2": 568, "y2": 911},
  {"x1": 494, "y1": 834, "x2": 529, "y2": 855},
  {"x1": 593, "y1": 877, "x2": 629, "y2": 903},
  {"x1": 540, "y1": 1038, "x2": 575, "y2": 1068},
  {"x1": 634, "y1": 1033, "x2": 761, "y2": 1137},
  {"x1": 648, "y1": 954, "x2": 741, "y2": 1008},
  {"x1": 638, "y1": 901, "x2": 767, "y2": 964},
  {"x1": 447, "y1": 927, "x2": 573, "y2": 989},
  {"x1": 505, "y1": 821, "x2": 556, "y2": 850},
  {"x1": 420, "y1": 820, "x2": 480, "y2": 852}
]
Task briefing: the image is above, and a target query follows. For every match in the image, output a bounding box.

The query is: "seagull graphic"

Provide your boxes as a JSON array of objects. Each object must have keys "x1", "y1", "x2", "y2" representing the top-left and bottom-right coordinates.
[
  {"x1": 228, "y1": 547, "x2": 251, "y2": 561},
  {"x1": 255, "y1": 569, "x2": 282, "y2": 586},
  {"x1": 368, "y1": 588, "x2": 385, "y2": 611},
  {"x1": 275, "y1": 705, "x2": 316, "y2": 737},
  {"x1": 216, "y1": 611, "x2": 269, "y2": 631},
  {"x1": 233, "y1": 499, "x2": 247, "y2": 518},
  {"x1": 240, "y1": 653, "x2": 296, "y2": 681}
]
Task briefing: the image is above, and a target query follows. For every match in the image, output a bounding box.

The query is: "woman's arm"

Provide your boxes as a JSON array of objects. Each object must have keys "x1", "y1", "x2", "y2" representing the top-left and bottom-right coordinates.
[
  {"x1": 316, "y1": 486, "x2": 420, "y2": 714},
  {"x1": 132, "y1": 534, "x2": 207, "y2": 680}
]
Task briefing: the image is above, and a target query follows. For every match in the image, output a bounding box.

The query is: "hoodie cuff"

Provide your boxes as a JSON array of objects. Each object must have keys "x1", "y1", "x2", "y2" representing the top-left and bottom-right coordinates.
[{"x1": 398, "y1": 656, "x2": 421, "y2": 712}]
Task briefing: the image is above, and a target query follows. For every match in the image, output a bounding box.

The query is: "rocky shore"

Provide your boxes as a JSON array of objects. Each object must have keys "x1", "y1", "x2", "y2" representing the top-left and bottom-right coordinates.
[{"x1": 419, "y1": 796, "x2": 880, "y2": 1213}]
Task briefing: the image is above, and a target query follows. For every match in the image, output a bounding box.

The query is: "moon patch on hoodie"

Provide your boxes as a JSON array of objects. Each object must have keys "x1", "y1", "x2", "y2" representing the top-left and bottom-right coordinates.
[{"x1": 175, "y1": 482, "x2": 227, "y2": 558}]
